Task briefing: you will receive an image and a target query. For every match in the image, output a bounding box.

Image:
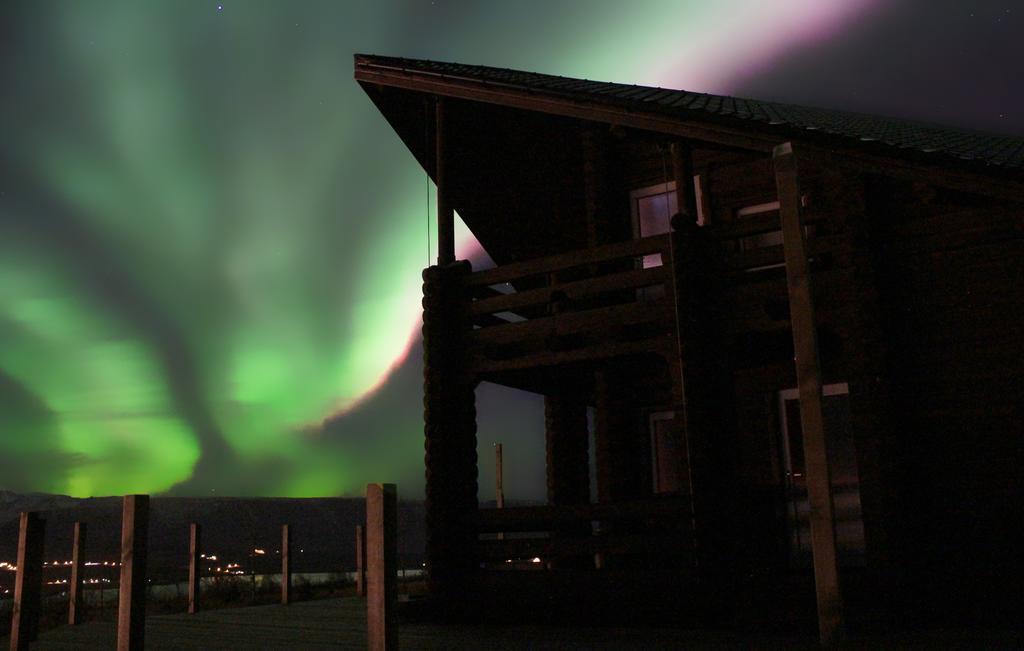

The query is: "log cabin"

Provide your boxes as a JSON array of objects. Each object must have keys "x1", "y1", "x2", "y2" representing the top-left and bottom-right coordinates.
[{"x1": 354, "y1": 54, "x2": 1023, "y2": 639}]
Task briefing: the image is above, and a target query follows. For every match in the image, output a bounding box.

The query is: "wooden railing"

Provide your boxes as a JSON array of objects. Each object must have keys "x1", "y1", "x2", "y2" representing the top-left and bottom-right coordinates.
[
  {"x1": 475, "y1": 498, "x2": 693, "y2": 564},
  {"x1": 709, "y1": 212, "x2": 838, "y2": 275},
  {"x1": 465, "y1": 235, "x2": 675, "y2": 375}
]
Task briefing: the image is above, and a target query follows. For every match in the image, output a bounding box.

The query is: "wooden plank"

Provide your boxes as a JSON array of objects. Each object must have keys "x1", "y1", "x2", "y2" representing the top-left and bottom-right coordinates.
[
  {"x1": 68, "y1": 521, "x2": 86, "y2": 625},
  {"x1": 709, "y1": 211, "x2": 824, "y2": 240},
  {"x1": 355, "y1": 525, "x2": 366, "y2": 597},
  {"x1": 471, "y1": 299, "x2": 671, "y2": 346},
  {"x1": 476, "y1": 498, "x2": 691, "y2": 533},
  {"x1": 470, "y1": 266, "x2": 667, "y2": 316},
  {"x1": 721, "y1": 237, "x2": 848, "y2": 274},
  {"x1": 774, "y1": 142, "x2": 844, "y2": 646},
  {"x1": 187, "y1": 523, "x2": 201, "y2": 614},
  {"x1": 116, "y1": 494, "x2": 149, "y2": 651},
  {"x1": 435, "y1": 96, "x2": 455, "y2": 265},
  {"x1": 466, "y1": 235, "x2": 669, "y2": 288},
  {"x1": 366, "y1": 483, "x2": 398, "y2": 651},
  {"x1": 473, "y1": 336, "x2": 671, "y2": 376},
  {"x1": 281, "y1": 524, "x2": 292, "y2": 605},
  {"x1": 10, "y1": 512, "x2": 45, "y2": 650}
]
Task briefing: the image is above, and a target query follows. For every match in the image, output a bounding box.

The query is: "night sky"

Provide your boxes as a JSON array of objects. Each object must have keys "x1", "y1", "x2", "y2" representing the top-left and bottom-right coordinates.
[{"x1": 0, "y1": 1, "x2": 1019, "y2": 499}]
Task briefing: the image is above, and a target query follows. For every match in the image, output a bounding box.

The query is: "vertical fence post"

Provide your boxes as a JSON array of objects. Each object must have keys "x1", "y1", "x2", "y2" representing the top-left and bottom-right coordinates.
[
  {"x1": 495, "y1": 443, "x2": 505, "y2": 541},
  {"x1": 9, "y1": 512, "x2": 45, "y2": 650},
  {"x1": 366, "y1": 483, "x2": 397, "y2": 651},
  {"x1": 355, "y1": 524, "x2": 366, "y2": 597},
  {"x1": 116, "y1": 494, "x2": 149, "y2": 651},
  {"x1": 68, "y1": 521, "x2": 87, "y2": 626},
  {"x1": 495, "y1": 443, "x2": 504, "y2": 509},
  {"x1": 281, "y1": 524, "x2": 291, "y2": 605},
  {"x1": 188, "y1": 523, "x2": 201, "y2": 614}
]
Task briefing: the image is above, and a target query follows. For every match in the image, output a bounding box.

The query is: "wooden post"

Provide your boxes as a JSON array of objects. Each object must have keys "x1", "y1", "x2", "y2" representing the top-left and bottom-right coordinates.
[
  {"x1": 495, "y1": 444, "x2": 505, "y2": 541},
  {"x1": 495, "y1": 443, "x2": 505, "y2": 509},
  {"x1": 187, "y1": 523, "x2": 201, "y2": 614},
  {"x1": 281, "y1": 524, "x2": 292, "y2": 605},
  {"x1": 774, "y1": 142, "x2": 844, "y2": 645},
  {"x1": 116, "y1": 495, "x2": 149, "y2": 651},
  {"x1": 355, "y1": 525, "x2": 367, "y2": 597},
  {"x1": 68, "y1": 521, "x2": 87, "y2": 626},
  {"x1": 435, "y1": 96, "x2": 455, "y2": 266},
  {"x1": 366, "y1": 483, "x2": 398, "y2": 651},
  {"x1": 9, "y1": 512, "x2": 45, "y2": 650}
]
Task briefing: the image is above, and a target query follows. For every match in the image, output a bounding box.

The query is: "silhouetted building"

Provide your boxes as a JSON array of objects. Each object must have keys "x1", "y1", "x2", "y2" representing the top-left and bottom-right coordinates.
[{"x1": 356, "y1": 54, "x2": 1022, "y2": 634}]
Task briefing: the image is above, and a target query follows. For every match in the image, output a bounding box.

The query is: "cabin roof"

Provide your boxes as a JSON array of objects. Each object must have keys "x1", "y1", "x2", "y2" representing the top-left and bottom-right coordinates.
[{"x1": 355, "y1": 54, "x2": 1024, "y2": 173}]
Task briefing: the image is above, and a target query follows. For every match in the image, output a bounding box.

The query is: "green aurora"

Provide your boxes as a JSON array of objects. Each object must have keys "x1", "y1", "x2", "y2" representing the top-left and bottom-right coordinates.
[{"x1": 1, "y1": 0, "x2": 888, "y2": 497}]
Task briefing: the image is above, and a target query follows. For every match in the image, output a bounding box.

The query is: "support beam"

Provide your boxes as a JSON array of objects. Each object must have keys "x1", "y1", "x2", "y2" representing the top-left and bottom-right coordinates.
[
  {"x1": 187, "y1": 523, "x2": 201, "y2": 614},
  {"x1": 355, "y1": 525, "x2": 367, "y2": 597},
  {"x1": 366, "y1": 483, "x2": 398, "y2": 651},
  {"x1": 9, "y1": 512, "x2": 45, "y2": 650},
  {"x1": 281, "y1": 524, "x2": 292, "y2": 605},
  {"x1": 435, "y1": 96, "x2": 455, "y2": 265},
  {"x1": 774, "y1": 141, "x2": 844, "y2": 646},
  {"x1": 117, "y1": 494, "x2": 149, "y2": 651},
  {"x1": 69, "y1": 521, "x2": 87, "y2": 625}
]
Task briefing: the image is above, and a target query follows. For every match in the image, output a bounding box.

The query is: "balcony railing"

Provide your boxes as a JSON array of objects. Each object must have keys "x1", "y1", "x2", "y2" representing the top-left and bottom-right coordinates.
[{"x1": 465, "y1": 234, "x2": 675, "y2": 376}]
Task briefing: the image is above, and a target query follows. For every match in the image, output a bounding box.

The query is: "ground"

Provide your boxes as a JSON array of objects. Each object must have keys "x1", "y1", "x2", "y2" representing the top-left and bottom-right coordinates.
[{"x1": 8, "y1": 597, "x2": 1021, "y2": 649}]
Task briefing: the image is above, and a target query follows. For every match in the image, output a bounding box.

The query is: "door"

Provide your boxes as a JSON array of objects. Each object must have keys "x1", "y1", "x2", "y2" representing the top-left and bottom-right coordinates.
[{"x1": 778, "y1": 383, "x2": 866, "y2": 566}]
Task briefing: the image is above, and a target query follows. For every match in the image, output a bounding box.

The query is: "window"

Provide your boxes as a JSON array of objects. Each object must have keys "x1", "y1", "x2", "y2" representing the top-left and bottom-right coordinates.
[
  {"x1": 630, "y1": 177, "x2": 706, "y2": 268},
  {"x1": 649, "y1": 411, "x2": 683, "y2": 495}
]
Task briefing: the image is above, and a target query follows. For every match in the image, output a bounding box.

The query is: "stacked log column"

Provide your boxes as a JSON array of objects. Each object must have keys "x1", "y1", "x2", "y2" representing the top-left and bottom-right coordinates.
[
  {"x1": 593, "y1": 367, "x2": 647, "y2": 503},
  {"x1": 422, "y1": 261, "x2": 478, "y2": 610},
  {"x1": 669, "y1": 213, "x2": 738, "y2": 586},
  {"x1": 544, "y1": 395, "x2": 590, "y2": 506},
  {"x1": 545, "y1": 393, "x2": 590, "y2": 566}
]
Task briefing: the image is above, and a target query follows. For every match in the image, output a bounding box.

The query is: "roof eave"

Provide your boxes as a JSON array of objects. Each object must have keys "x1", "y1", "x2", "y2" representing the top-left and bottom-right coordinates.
[
  {"x1": 355, "y1": 54, "x2": 1024, "y2": 202},
  {"x1": 355, "y1": 56, "x2": 778, "y2": 153}
]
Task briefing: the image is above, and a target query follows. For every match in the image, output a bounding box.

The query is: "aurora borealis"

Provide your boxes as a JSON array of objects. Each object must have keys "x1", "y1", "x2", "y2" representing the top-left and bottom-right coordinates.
[{"x1": 1, "y1": 1, "x2": 1019, "y2": 499}]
